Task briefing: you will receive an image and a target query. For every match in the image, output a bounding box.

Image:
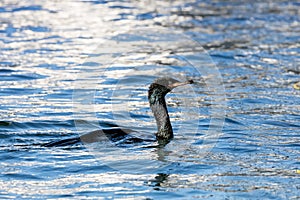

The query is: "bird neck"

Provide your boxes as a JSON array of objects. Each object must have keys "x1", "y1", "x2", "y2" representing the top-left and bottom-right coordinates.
[{"x1": 149, "y1": 96, "x2": 173, "y2": 141}]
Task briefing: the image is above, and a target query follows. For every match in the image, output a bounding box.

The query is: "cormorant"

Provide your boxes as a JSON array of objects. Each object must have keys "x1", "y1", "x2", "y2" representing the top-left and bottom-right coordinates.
[{"x1": 43, "y1": 77, "x2": 193, "y2": 147}]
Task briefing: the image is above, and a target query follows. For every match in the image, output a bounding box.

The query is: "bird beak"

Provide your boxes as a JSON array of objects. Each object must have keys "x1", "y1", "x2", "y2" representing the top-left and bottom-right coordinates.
[{"x1": 168, "y1": 79, "x2": 194, "y2": 89}]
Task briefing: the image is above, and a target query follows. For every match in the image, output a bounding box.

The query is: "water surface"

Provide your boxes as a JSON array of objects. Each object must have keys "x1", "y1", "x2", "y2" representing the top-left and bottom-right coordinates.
[{"x1": 0, "y1": 0, "x2": 299, "y2": 199}]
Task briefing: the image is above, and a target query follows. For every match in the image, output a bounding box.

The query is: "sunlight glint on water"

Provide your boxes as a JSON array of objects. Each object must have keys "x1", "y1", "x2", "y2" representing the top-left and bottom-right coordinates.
[{"x1": 0, "y1": 0, "x2": 299, "y2": 199}]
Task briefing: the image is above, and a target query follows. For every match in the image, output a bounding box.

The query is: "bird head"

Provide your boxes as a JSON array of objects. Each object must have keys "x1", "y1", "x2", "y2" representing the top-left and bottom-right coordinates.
[{"x1": 148, "y1": 77, "x2": 194, "y2": 104}]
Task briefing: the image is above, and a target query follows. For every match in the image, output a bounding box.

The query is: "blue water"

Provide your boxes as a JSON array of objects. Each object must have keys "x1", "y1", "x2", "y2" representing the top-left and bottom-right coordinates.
[{"x1": 0, "y1": 0, "x2": 299, "y2": 199}]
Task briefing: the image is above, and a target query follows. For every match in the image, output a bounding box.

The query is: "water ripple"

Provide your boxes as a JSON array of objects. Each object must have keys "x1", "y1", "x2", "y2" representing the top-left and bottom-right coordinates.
[{"x1": 0, "y1": 0, "x2": 299, "y2": 199}]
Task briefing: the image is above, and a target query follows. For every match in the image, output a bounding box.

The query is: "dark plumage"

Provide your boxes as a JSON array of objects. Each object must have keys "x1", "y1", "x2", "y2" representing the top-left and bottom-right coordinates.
[{"x1": 43, "y1": 77, "x2": 193, "y2": 147}]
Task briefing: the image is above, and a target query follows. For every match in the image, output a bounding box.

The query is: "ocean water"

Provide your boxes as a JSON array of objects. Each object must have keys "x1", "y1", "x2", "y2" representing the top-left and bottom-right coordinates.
[{"x1": 0, "y1": 0, "x2": 299, "y2": 199}]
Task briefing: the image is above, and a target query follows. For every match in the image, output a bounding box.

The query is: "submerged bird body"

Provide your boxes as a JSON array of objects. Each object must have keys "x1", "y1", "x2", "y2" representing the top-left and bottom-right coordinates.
[{"x1": 43, "y1": 77, "x2": 193, "y2": 147}]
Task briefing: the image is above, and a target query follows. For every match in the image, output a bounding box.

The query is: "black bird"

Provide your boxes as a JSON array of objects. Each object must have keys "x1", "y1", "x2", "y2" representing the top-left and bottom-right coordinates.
[{"x1": 43, "y1": 77, "x2": 194, "y2": 147}]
